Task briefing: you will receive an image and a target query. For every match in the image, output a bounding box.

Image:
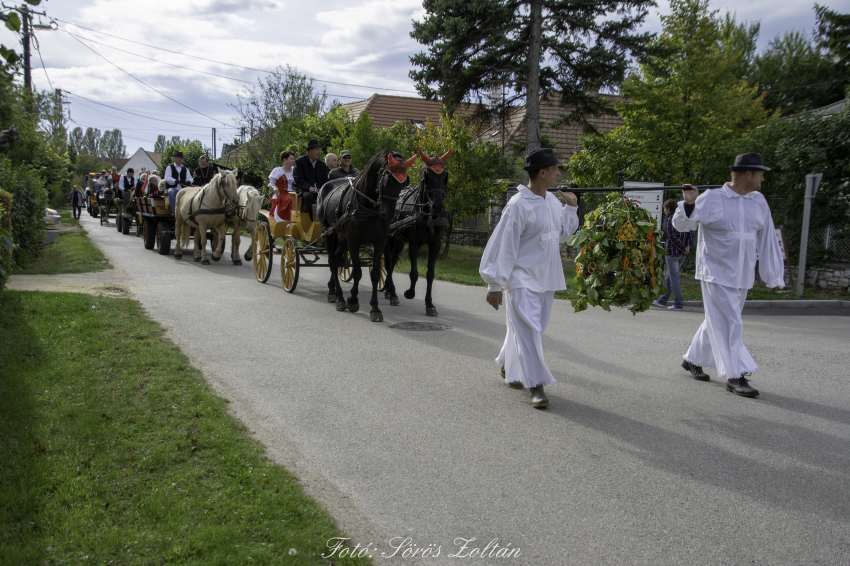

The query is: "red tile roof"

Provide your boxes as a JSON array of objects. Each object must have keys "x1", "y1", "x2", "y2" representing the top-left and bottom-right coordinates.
[{"x1": 339, "y1": 94, "x2": 482, "y2": 129}]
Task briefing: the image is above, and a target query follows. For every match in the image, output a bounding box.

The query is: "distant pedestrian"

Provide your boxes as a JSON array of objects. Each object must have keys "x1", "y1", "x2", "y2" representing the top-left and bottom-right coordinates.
[
  {"x1": 479, "y1": 148, "x2": 579, "y2": 409},
  {"x1": 673, "y1": 153, "x2": 785, "y2": 397},
  {"x1": 68, "y1": 185, "x2": 84, "y2": 219},
  {"x1": 653, "y1": 199, "x2": 693, "y2": 310}
]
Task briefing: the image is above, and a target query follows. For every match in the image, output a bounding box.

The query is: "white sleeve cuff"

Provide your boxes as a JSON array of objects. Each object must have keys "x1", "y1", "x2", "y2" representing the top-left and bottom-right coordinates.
[{"x1": 487, "y1": 283, "x2": 502, "y2": 293}]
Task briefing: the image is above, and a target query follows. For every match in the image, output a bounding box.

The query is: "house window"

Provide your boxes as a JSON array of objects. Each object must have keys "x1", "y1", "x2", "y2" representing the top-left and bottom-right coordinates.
[{"x1": 410, "y1": 119, "x2": 425, "y2": 130}]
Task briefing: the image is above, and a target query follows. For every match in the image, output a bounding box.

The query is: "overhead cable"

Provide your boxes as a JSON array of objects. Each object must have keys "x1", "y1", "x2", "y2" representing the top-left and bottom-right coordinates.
[
  {"x1": 55, "y1": 23, "x2": 230, "y2": 126},
  {"x1": 54, "y1": 18, "x2": 420, "y2": 95}
]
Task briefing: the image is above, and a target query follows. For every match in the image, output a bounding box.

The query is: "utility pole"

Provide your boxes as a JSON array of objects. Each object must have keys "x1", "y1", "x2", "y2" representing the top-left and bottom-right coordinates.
[
  {"x1": 212, "y1": 127, "x2": 216, "y2": 159},
  {"x1": 525, "y1": 0, "x2": 543, "y2": 155},
  {"x1": 21, "y1": 5, "x2": 30, "y2": 91}
]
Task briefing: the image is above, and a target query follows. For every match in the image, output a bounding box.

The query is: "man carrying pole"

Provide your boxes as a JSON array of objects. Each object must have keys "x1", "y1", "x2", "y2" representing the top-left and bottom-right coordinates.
[
  {"x1": 673, "y1": 153, "x2": 785, "y2": 397},
  {"x1": 479, "y1": 148, "x2": 578, "y2": 409}
]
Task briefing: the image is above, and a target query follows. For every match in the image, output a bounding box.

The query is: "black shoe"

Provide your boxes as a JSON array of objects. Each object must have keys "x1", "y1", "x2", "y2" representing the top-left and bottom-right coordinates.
[
  {"x1": 727, "y1": 375, "x2": 759, "y2": 397},
  {"x1": 682, "y1": 359, "x2": 709, "y2": 381}
]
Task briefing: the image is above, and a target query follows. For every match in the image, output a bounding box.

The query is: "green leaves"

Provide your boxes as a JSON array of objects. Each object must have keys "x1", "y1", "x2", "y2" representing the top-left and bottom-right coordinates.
[
  {"x1": 0, "y1": 45, "x2": 18, "y2": 65},
  {"x1": 4, "y1": 11, "x2": 20, "y2": 32},
  {"x1": 566, "y1": 231, "x2": 588, "y2": 247}
]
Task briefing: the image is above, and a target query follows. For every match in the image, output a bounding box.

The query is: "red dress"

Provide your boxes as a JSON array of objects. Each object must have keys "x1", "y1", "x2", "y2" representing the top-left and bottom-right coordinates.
[{"x1": 270, "y1": 172, "x2": 292, "y2": 221}]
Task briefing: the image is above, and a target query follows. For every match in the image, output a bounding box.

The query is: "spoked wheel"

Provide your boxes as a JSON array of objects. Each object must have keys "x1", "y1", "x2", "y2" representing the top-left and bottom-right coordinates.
[
  {"x1": 338, "y1": 250, "x2": 352, "y2": 282},
  {"x1": 143, "y1": 218, "x2": 156, "y2": 249},
  {"x1": 281, "y1": 236, "x2": 300, "y2": 293},
  {"x1": 370, "y1": 258, "x2": 387, "y2": 292},
  {"x1": 253, "y1": 221, "x2": 273, "y2": 283},
  {"x1": 156, "y1": 222, "x2": 172, "y2": 256}
]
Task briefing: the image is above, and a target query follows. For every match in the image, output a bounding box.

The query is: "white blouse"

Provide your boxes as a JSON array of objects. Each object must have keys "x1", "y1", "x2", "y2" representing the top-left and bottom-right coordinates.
[
  {"x1": 480, "y1": 186, "x2": 579, "y2": 293},
  {"x1": 672, "y1": 184, "x2": 785, "y2": 289}
]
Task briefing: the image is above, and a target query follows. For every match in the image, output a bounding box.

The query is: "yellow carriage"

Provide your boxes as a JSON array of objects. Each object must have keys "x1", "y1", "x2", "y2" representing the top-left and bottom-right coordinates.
[{"x1": 251, "y1": 191, "x2": 386, "y2": 293}]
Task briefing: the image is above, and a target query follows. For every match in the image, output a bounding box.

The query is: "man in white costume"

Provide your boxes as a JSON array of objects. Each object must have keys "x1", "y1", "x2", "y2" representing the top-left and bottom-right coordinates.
[
  {"x1": 164, "y1": 151, "x2": 194, "y2": 213},
  {"x1": 673, "y1": 153, "x2": 785, "y2": 397},
  {"x1": 480, "y1": 148, "x2": 579, "y2": 408}
]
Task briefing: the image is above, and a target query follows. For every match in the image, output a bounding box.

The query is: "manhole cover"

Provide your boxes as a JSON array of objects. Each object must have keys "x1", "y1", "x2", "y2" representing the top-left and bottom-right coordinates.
[{"x1": 389, "y1": 322, "x2": 452, "y2": 331}]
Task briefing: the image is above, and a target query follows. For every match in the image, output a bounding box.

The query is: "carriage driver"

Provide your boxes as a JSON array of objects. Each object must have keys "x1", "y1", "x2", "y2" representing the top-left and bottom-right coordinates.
[
  {"x1": 194, "y1": 154, "x2": 217, "y2": 187},
  {"x1": 292, "y1": 139, "x2": 330, "y2": 221},
  {"x1": 164, "y1": 151, "x2": 194, "y2": 212},
  {"x1": 121, "y1": 168, "x2": 136, "y2": 198}
]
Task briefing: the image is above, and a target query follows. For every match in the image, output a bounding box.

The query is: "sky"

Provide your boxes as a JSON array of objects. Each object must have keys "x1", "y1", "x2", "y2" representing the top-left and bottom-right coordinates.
[{"x1": 1, "y1": 0, "x2": 847, "y2": 156}]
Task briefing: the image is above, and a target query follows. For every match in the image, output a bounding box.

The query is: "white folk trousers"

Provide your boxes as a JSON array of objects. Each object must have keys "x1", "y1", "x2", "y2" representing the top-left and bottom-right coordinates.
[
  {"x1": 496, "y1": 288, "x2": 556, "y2": 388},
  {"x1": 684, "y1": 281, "x2": 758, "y2": 380}
]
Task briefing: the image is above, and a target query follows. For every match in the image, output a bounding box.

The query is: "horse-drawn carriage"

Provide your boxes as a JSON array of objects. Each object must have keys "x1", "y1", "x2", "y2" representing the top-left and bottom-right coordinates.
[
  {"x1": 250, "y1": 189, "x2": 386, "y2": 293},
  {"x1": 135, "y1": 195, "x2": 176, "y2": 255},
  {"x1": 114, "y1": 192, "x2": 140, "y2": 235},
  {"x1": 98, "y1": 189, "x2": 117, "y2": 226}
]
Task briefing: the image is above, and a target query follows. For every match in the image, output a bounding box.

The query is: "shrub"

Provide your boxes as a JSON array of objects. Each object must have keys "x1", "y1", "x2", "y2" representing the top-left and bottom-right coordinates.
[
  {"x1": 0, "y1": 188, "x2": 11, "y2": 292},
  {"x1": 0, "y1": 156, "x2": 48, "y2": 268}
]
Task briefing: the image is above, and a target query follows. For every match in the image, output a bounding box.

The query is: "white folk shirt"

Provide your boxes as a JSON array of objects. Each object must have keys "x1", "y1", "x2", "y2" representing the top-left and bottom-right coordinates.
[
  {"x1": 671, "y1": 184, "x2": 785, "y2": 290},
  {"x1": 480, "y1": 185, "x2": 579, "y2": 293},
  {"x1": 267, "y1": 167, "x2": 294, "y2": 192},
  {"x1": 164, "y1": 164, "x2": 193, "y2": 188}
]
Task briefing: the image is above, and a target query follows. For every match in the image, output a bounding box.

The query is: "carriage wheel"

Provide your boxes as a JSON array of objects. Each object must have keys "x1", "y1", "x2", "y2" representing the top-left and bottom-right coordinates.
[
  {"x1": 337, "y1": 250, "x2": 353, "y2": 282},
  {"x1": 281, "y1": 237, "x2": 300, "y2": 293},
  {"x1": 143, "y1": 218, "x2": 156, "y2": 249},
  {"x1": 253, "y1": 221, "x2": 273, "y2": 283},
  {"x1": 156, "y1": 222, "x2": 172, "y2": 256},
  {"x1": 370, "y1": 258, "x2": 387, "y2": 292},
  {"x1": 122, "y1": 216, "x2": 131, "y2": 235}
]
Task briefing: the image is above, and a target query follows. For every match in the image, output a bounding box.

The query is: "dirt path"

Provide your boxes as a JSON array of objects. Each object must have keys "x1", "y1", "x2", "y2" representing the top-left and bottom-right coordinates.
[{"x1": 5, "y1": 272, "x2": 133, "y2": 297}]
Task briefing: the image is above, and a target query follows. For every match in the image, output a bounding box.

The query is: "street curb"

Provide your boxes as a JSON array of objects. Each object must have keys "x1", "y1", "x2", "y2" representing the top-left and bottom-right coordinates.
[{"x1": 681, "y1": 300, "x2": 850, "y2": 309}]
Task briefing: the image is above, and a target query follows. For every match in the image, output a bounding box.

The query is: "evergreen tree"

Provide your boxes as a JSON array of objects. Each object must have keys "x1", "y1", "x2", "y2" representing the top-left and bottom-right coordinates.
[
  {"x1": 410, "y1": 0, "x2": 657, "y2": 154},
  {"x1": 100, "y1": 129, "x2": 126, "y2": 159},
  {"x1": 81, "y1": 127, "x2": 100, "y2": 157}
]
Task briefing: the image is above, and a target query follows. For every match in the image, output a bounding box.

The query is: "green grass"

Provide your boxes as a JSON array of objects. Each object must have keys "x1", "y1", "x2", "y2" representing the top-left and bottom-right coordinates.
[
  {"x1": 392, "y1": 245, "x2": 848, "y2": 302},
  {"x1": 0, "y1": 291, "x2": 372, "y2": 566},
  {"x1": 15, "y1": 208, "x2": 111, "y2": 275}
]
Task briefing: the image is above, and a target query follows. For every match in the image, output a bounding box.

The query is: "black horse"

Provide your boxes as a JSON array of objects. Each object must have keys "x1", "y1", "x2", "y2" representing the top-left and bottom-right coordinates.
[
  {"x1": 319, "y1": 149, "x2": 417, "y2": 322},
  {"x1": 383, "y1": 150, "x2": 451, "y2": 316}
]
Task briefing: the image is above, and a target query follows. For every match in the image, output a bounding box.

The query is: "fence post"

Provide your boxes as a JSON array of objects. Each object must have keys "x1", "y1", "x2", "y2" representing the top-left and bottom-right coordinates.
[{"x1": 797, "y1": 173, "x2": 823, "y2": 297}]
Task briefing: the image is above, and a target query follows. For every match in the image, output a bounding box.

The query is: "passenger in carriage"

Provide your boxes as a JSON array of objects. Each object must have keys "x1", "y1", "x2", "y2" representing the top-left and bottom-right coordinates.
[
  {"x1": 164, "y1": 151, "x2": 194, "y2": 212},
  {"x1": 268, "y1": 150, "x2": 295, "y2": 222},
  {"x1": 194, "y1": 154, "x2": 217, "y2": 187},
  {"x1": 328, "y1": 149, "x2": 360, "y2": 180},
  {"x1": 96, "y1": 169, "x2": 108, "y2": 196},
  {"x1": 120, "y1": 168, "x2": 136, "y2": 198},
  {"x1": 292, "y1": 139, "x2": 329, "y2": 221},
  {"x1": 109, "y1": 166, "x2": 121, "y2": 194}
]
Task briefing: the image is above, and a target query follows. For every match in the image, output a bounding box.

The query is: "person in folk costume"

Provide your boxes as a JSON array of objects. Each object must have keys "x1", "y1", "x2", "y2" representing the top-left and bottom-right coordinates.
[
  {"x1": 292, "y1": 139, "x2": 329, "y2": 221},
  {"x1": 96, "y1": 169, "x2": 108, "y2": 196},
  {"x1": 194, "y1": 155, "x2": 217, "y2": 187},
  {"x1": 120, "y1": 167, "x2": 136, "y2": 200},
  {"x1": 328, "y1": 149, "x2": 360, "y2": 180},
  {"x1": 268, "y1": 150, "x2": 295, "y2": 222},
  {"x1": 109, "y1": 166, "x2": 121, "y2": 194},
  {"x1": 479, "y1": 148, "x2": 579, "y2": 409},
  {"x1": 164, "y1": 151, "x2": 194, "y2": 212},
  {"x1": 673, "y1": 153, "x2": 785, "y2": 397}
]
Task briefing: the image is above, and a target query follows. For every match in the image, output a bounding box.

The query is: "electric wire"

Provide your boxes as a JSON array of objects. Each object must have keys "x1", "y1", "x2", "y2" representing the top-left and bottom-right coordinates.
[
  {"x1": 60, "y1": 30, "x2": 366, "y2": 100},
  {"x1": 762, "y1": 76, "x2": 850, "y2": 91},
  {"x1": 32, "y1": 32, "x2": 54, "y2": 91},
  {"x1": 64, "y1": 91, "x2": 239, "y2": 130},
  {"x1": 54, "y1": 23, "x2": 230, "y2": 126},
  {"x1": 54, "y1": 18, "x2": 420, "y2": 95}
]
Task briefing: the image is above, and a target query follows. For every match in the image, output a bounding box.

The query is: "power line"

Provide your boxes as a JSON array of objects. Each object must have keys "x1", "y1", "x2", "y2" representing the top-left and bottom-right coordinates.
[
  {"x1": 763, "y1": 76, "x2": 850, "y2": 92},
  {"x1": 64, "y1": 91, "x2": 238, "y2": 130},
  {"x1": 68, "y1": 97, "x2": 234, "y2": 132},
  {"x1": 32, "y1": 33, "x2": 54, "y2": 91},
  {"x1": 60, "y1": 30, "x2": 367, "y2": 100},
  {"x1": 54, "y1": 18, "x2": 420, "y2": 95},
  {"x1": 55, "y1": 23, "x2": 230, "y2": 126}
]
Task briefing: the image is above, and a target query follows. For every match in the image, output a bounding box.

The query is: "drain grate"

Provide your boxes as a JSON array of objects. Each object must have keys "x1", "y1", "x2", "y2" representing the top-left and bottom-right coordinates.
[{"x1": 389, "y1": 322, "x2": 452, "y2": 331}]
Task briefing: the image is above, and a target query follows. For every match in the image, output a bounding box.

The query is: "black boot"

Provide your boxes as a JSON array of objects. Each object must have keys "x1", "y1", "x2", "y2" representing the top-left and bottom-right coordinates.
[{"x1": 682, "y1": 359, "x2": 709, "y2": 381}]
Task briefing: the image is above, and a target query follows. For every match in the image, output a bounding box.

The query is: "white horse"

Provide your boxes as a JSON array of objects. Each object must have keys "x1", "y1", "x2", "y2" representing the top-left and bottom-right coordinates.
[
  {"x1": 217, "y1": 184, "x2": 262, "y2": 266},
  {"x1": 173, "y1": 169, "x2": 240, "y2": 265}
]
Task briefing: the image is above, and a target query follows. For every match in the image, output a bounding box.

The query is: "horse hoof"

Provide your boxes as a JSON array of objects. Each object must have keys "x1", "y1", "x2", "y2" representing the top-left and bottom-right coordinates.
[
  {"x1": 327, "y1": 293, "x2": 336, "y2": 303},
  {"x1": 384, "y1": 291, "x2": 391, "y2": 299},
  {"x1": 390, "y1": 297, "x2": 399, "y2": 306},
  {"x1": 194, "y1": 257, "x2": 201, "y2": 262},
  {"x1": 243, "y1": 252, "x2": 251, "y2": 262},
  {"x1": 404, "y1": 290, "x2": 415, "y2": 299},
  {"x1": 347, "y1": 301, "x2": 360, "y2": 313},
  {"x1": 426, "y1": 307, "x2": 438, "y2": 316},
  {"x1": 211, "y1": 254, "x2": 221, "y2": 262},
  {"x1": 201, "y1": 259, "x2": 210, "y2": 265},
  {"x1": 232, "y1": 260, "x2": 242, "y2": 266},
  {"x1": 335, "y1": 301, "x2": 347, "y2": 311},
  {"x1": 370, "y1": 312, "x2": 384, "y2": 322},
  {"x1": 174, "y1": 254, "x2": 182, "y2": 260}
]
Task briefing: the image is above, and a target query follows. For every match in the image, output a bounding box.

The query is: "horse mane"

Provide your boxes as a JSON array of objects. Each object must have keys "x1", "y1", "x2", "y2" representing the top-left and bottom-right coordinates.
[
  {"x1": 355, "y1": 149, "x2": 400, "y2": 192},
  {"x1": 238, "y1": 184, "x2": 262, "y2": 221}
]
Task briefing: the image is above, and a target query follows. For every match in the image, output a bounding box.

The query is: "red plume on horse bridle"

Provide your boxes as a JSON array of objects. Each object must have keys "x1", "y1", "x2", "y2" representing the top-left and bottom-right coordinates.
[
  {"x1": 418, "y1": 149, "x2": 451, "y2": 174},
  {"x1": 387, "y1": 152, "x2": 418, "y2": 183}
]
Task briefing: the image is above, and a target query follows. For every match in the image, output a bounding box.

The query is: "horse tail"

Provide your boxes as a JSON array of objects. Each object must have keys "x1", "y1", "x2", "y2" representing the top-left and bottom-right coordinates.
[{"x1": 239, "y1": 185, "x2": 263, "y2": 232}]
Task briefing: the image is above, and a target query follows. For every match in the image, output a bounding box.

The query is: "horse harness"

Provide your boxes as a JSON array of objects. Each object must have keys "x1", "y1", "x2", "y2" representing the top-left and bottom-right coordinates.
[
  {"x1": 394, "y1": 161, "x2": 449, "y2": 236},
  {"x1": 184, "y1": 176, "x2": 241, "y2": 226}
]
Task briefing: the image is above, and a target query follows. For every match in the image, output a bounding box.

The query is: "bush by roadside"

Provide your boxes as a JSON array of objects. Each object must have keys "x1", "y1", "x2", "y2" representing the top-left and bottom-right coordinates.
[
  {"x1": 0, "y1": 156, "x2": 48, "y2": 269},
  {"x1": 0, "y1": 188, "x2": 11, "y2": 293}
]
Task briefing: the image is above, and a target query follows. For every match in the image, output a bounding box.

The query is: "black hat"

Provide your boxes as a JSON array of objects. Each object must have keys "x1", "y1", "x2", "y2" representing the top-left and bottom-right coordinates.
[
  {"x1": 523, "y1": 148, "x2": 562, "y2": 171},
  {"x1": 730, "y1": 153, "x2": 770, "y2": 172},
  {"x1": 126, "y1": 167, "x2": 134, "y2": 173},
  {"x1": 307, "y1": 139, "x2": 321, "y2": 150},
  {"x1": 174, "y1": 151, "x2": 184, "y2": 158},
  {"x1": 340, "y1": 150, "x2": 352, "y2": 158}
]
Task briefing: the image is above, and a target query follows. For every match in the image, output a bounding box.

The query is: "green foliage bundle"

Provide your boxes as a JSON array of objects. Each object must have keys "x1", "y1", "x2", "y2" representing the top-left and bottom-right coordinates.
[
  {"x1": 0, "y1": 188, "x2": 12, "y2": 292},
  {"x1": 567, "y1": 193, "x2": 666, "y2": 315},
  {"x1": 0, "y1": 156, "x2": 48, "y2": 269}
]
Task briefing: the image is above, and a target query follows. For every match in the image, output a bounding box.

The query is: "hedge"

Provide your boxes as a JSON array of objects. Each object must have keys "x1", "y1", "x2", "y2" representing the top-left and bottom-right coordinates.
[
  {"x1": 0, "y1": 156, "x2": 48, "y2": 269},
  {"x1": 0, "y1": 188, "x2": 11, "y2": 292}
]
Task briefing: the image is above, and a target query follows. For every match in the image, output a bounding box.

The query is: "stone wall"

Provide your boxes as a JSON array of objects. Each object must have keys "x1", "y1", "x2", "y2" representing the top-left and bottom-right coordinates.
[{"x1": 785, "y1": 264, "x2": 850, "y2": 291}]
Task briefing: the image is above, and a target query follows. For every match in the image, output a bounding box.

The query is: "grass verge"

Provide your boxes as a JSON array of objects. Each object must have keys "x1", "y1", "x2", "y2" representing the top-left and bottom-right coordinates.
[
  {"x1": 15, "y1": 208, "x2": 111, "y2": 275},
  {"x1": 0, "y1": 290, "x2": 371, "y2": 565},
  {"x1": 392, "y1": 245, "x2": 848, "y2": 302}
]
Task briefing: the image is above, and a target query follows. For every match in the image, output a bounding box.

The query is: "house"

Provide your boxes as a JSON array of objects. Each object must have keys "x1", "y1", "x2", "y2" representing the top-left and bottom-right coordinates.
[
  {"x1": 477, "y1": 93, "x2": 626, "y2": 161},
  {"x1": 339, "y1": 94, "x2": 483, "y2": 130},
  {"x1": 120, "y1": 148, "x2": 162, "y2": 175}
]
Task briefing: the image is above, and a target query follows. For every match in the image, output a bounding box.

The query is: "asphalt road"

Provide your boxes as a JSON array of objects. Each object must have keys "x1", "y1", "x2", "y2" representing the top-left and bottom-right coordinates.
[{"x1": 81, "y1": 214, "x2": 850, "y2": 566}]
